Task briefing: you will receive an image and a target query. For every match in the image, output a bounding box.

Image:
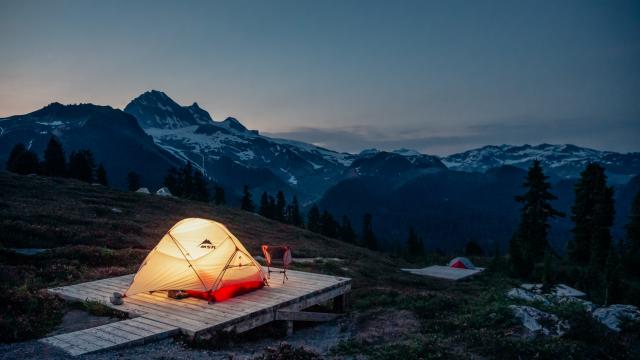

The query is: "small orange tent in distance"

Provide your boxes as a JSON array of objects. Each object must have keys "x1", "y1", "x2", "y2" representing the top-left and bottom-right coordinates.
[{"x1": 125, "y1": 218, "x2": 266, "y2": 302}]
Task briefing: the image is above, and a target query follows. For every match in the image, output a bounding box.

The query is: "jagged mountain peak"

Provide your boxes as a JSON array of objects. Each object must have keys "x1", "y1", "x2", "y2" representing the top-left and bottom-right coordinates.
[
  {"x1": 124, "y1": 90, "x2": 211, "y2": 129},
  {"x1": 220, "y1": 117, "x2": 248, "y2": 132},
  {"x1": 392, "y1": 148, "x2": 422, "y2": 157}
]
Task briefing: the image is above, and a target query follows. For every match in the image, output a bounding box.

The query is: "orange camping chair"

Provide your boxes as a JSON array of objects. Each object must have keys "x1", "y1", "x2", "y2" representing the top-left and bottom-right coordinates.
[{"x1": 261, "y1": 245, "x2": 292, "y2": 283}]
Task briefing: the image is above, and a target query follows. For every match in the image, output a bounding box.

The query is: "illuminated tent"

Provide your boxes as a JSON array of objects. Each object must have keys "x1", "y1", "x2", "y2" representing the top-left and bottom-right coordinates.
[{"x1": 125, "y1": 218, "x2": 266, "y2": 301}]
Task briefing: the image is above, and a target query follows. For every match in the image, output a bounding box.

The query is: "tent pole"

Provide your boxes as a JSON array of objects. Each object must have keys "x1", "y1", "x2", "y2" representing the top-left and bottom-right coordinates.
[
  {"x1": 168, "y1": 233, "x2": 208, "y2": 291},
  {"x1": 209, "y1": 248, "x2": 238, "y2": 293}
]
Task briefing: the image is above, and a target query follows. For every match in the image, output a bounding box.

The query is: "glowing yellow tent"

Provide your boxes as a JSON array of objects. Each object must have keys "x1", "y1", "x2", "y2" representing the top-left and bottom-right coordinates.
[{"x1": 125, "y1": 218, "x2": 266, "y2": 301}]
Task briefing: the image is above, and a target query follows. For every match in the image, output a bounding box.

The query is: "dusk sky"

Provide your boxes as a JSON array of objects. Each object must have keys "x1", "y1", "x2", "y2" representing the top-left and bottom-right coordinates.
[{"x1": 1, "y1": 0, "x2": 638, "y2": 155}]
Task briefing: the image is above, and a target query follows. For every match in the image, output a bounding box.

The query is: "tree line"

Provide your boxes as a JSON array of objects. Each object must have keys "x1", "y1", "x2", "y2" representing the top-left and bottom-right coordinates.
[
  {"x1": 239, "y1": 186, "x2": 379, "y2": 250},
  {"x1": 508, "y1": 160, "x2": 640, "y2": 305},
  {"x1": 6, "y1": 137, "x2": 109, "y2": 185},
  {"x1": 159, "y1": 162, "x2": 225, "y2": 204}
]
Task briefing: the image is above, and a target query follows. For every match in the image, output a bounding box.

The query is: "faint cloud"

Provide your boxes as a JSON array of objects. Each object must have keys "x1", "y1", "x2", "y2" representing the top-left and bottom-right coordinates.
[{"x1": 266, "y1": 116, "x2": 640, "y2": 156}]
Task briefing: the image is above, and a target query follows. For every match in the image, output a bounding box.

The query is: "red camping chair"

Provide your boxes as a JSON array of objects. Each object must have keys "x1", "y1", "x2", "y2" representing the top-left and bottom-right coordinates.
[{"x1": 261, "y1": 245, "x2": 292, "y2": 283}]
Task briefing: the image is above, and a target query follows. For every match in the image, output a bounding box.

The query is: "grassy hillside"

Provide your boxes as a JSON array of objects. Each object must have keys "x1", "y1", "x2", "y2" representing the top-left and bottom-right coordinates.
[{"x1": 1, "y1": 171, "x2": 639, "y2": 359}]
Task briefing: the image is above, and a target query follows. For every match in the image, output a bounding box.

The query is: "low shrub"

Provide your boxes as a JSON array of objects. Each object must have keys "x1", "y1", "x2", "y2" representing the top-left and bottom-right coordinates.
[
  {"x1": 70, "y1": 300, "x2": 127, "y2": 319},
  {"x1": 0, "y1": 287, "x2": 65, "y2": 342},
  {"x1": 255, "y1": 343, "x2": 321, "y2": 360}
]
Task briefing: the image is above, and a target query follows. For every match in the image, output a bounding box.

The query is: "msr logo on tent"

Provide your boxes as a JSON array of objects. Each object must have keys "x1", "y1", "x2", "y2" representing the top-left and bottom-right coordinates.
[{"x1": 199, "y1": 239, "x2": 215, "y2": 249}]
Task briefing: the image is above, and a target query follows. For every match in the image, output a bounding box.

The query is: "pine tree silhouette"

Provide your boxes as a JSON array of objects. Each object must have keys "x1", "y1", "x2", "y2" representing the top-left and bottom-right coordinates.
[
  {"x1": 275, "y1": 191, "x2": 287, "y2": 222},
  {"x1": 569, "y1": 163, "x2": 614, "y2": 267},
  {"x1": 259, "y1": 191, "x2": 271, "y2": 218},
  {"x1": 509, "y1": 160, "x2": 563, "y2": 277},
  {"x1": 192, "y1": 169, "x2": 209, "y2": 202},
  {"x1": 339, "y1": 215, "x2": 356, "y2": 243},
  {"x1": 42, "y1": 136, "x2": 66, "y2": 176},
  {"x1": 164, "y1": 167, "x2": 181, "y2": 196},
  {"x1": 241, "y1": 185, "x2": 255, "y2": 212},
  {"x1": 320, "y1": 210, "x2": 338, "y2": 238},
  {"x1": 287, "y1": 196, "x2": 304, "y2": 227},
  {"x1": 362, "y1": 213, "x2": 378, "y2": 250},
  {"x1": 306, "y1": 205, "x2": 321, "y2": 233},
  {"x1": 96, "y1": 163, "x2": 108, "y2": 186},
  {"x1": 213, "y1": 185, "x2": 226, "y2": 205},
  {"x1": 6, "y1": 143, "x2": 39, "y2": 175},
  {"x1": 68, "y1": 150, "x2": 95, "y2": 183}
]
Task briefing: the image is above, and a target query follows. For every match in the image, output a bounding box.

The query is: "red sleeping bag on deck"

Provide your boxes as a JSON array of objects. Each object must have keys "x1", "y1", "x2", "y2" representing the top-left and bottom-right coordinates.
[{"x1": 185, "y1": 280, "x2": 265, "y2": 302}]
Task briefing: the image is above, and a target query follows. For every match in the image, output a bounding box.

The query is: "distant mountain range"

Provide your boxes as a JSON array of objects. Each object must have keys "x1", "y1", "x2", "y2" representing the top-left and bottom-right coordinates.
[
  {"x1": 443, "y1": 144, "x2": 640, "y2": 184},
  {"x1": 2, "y1": 90, "x2": 638, "y2": 252},
  {"x1": 0, "y1": 102, "x2": 180, "y2": 188}
]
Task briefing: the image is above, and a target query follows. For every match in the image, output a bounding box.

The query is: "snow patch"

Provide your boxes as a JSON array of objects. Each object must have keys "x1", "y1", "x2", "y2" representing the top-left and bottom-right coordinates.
[
  {"x1": 236, "y1": 149, "x2": 255, "y2": 160},
  {"x1": 36, "y1": 121, "x2": 63, "y2": 126}
]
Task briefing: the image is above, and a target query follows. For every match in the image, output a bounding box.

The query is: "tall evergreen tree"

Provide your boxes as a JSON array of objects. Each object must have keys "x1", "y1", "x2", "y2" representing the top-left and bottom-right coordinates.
[
  {"x1": 339, "y1": 215, "x2": 356, "y2": 243},
  {"x1": 306, "y1": 205, "x2": 321, "y2": 233},
  {"x1": 407, "y1": 225, "x2": 424, "y2": 256},
  {"x1": 42, "y1": 136, "x2": 66, "y2": 176},
  {"x1": 6, "y1": 143, "x2": 26, "y2": 172},
  {"x1": 213, "y1": 185, "x2": 226, "y2": 205},
  {"x1": 240, "y1": 185, "x2": 255, "y2": 212},
  {"x1": 164, "y1": 167, "x2": 181, "y2": 196},
  {"x1": 362, "y1": 213, "x2": 378, "y2": 250},
  {"x1": 625, "y1": 191, "x2": 640, "y2": 276},
  {"x1": 509, "y1": 160, "x2": 563, "y2": 277},
  {"x1": 181, "y1": 162, "x2": 195, "y2": 199},
  {"x1": 259, "y1": 192, "x2": 271, "y2": 218},
  {"x1": 569, "y1": 163, "x2": 615, "y2": 267},
  {"x1": 192, "y1": 169, "x2": 209, "y2": 202},
  {"x1": 68, "y1": 150, "x2": 95, "y2": 183},
  {"x1": 320, "y1": 210, "x2": 338, "y2": 238},
  {"x1": 287, "y1": 196, "x2": 304, "y2": 227},
  {"x1": 275, "y1": 191, "x2": 287, "y2": 222},
  {"x1": 6, "y1": 143, "x2": 39, "y2": 175},
  {"x1": 96, "y1": 163, "x2": 108, "y2": 186},
  {"x1": 627, "y1": 191, "x2": 640, "y2": 255},
  {"x1": 127, "y1": 171, "x2": 141, "y2": 191}
]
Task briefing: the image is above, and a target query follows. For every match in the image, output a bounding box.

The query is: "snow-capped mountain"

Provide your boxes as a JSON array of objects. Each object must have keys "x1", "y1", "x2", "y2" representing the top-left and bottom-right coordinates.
[
  {"x1": 123, "y1": 90, "x2": 453, "y2": 201},
  {"x1": 0, "y1": 103, "x2": 181, "y2": 188},
  {"x1": 124, "y1": 90, "x2": 359, "y2": 201},
  {"x1": 346, "y1": 149, "x2": 446, "y2": 178},
  {"x1": 443, "y1": 144, "x2": 640, "y2": 183}
]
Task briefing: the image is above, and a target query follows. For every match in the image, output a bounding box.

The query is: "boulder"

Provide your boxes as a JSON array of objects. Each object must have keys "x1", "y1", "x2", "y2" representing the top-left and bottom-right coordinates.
[
  {"x1": 554, "y1": 296, "x2": 596, "y2": 313},
  {"x1": 520, "y1": 283, "x2": 586, "y2": 298},
  {"x1": 592, "y1": 304, "x2": 640, "y2": 332},
  {"x1": 510, "y1": 305, "x2": 569, "y2": 337},
  {"x1": 507, "y1": 288, "x2": 552, "y2": 305}
]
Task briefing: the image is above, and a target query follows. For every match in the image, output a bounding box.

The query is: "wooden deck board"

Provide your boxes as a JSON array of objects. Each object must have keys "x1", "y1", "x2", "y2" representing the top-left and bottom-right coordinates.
[{"x1": 42, "y1": 267, "x2": 350, "y2": 356}]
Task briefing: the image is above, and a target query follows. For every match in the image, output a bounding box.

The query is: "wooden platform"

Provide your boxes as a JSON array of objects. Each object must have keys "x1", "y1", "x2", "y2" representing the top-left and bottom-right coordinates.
[
  {"x1": 41, "y1": 267, "x2": 351, "y2": 356},
  {"x1": 402, "y1": 265, "x2": 485, "y2": 281}
]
